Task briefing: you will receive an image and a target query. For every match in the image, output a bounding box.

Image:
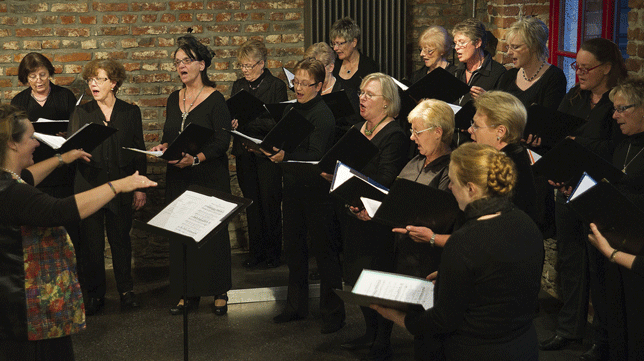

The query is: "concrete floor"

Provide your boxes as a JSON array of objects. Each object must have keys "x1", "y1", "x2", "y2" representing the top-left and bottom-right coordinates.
[{"x1": 72, "y1": 253, "x2": 590, "y2": 361}]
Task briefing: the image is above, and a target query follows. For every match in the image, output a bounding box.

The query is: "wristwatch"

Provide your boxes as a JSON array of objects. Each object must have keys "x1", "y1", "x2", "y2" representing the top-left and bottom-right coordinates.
[
  {"x1": 429, "y1": 233, "x2": 436, "y2": 247},
  {"x1": 192, "y1": 156, "x2": 200, "y2": 167}
]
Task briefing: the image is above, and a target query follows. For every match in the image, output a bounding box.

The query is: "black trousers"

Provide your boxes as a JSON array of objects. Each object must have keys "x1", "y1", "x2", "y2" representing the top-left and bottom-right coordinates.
[
  {"x1": 236, "y1": 153, "x2": 283, "y2": 262},
  {"x1": 281, "y1": 185, "x2": 345, "y2": 325},
  {"x1": 78, "y1": 206, "x2": 134, "y2": 298}
]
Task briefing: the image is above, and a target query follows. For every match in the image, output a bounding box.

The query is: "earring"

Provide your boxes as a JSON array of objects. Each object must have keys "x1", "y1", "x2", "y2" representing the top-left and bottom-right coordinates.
[
  {"x1": 384, "y1": 105, "x2": 387, "y2": 109},
  {"x1": 496, "y1": 136, "x2": 500, "y2": 141}
]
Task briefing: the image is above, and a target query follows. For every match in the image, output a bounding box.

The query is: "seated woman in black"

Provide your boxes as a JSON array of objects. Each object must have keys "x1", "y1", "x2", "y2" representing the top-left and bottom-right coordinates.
[{"x1": 373, "y1": 142, "x2": 544, "y2": 361}]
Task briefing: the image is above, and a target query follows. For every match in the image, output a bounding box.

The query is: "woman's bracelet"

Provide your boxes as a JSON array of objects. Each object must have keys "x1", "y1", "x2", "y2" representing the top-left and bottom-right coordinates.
[
  {"x1": 56, "y1": 154, "x2": 65, "y2": 168},
  {"x1": 609, "y1": 249, "x2": 620, "y2": 263},
  {"x1": 107, "y1": 182, "x2": 118, "y2": 195}
]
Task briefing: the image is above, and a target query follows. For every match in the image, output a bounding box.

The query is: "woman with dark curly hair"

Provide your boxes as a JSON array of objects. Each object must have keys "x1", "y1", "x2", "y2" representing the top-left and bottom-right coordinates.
[
  {"x1": 374, "y1": 142, "x2": 544, "y2": 361},
  {"x1": 150, "y1": 35, "x2": 232, "y2": 316},
  {"x1": 68, "y1": 59, "x2": 147, "y2": 316}
]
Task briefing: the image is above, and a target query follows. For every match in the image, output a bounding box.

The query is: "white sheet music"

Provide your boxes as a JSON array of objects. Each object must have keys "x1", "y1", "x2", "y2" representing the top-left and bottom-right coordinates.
[
  {"x1": 361, "y1": 197, "x2": 382, "y2": 218},
  {"x1": 148, "y1": 190, "x2": 238, "y2": 242},
  {"x1": 353, "y1": 269, "x2": 434, "y2": 310}
]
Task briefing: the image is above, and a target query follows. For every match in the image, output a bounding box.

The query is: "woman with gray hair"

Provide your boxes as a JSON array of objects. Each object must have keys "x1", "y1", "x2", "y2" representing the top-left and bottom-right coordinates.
[
  {"x1": 410, "y1": 26, "x2": 456, "y2": 84},
  {"x1": 342, "y1": 73, "x2": 409, "y2": 360},
  {"x1": 496, "y1": 17, "x2": 567, "y2": 146},
  {"x1": 329, "y1": 17, "x2": 379, "y2": 93},
  {"x1": 452, "y1": 18, "x2": 506, "y2": 106},
  {"x1": 230, "y1": 39, "x2": 287, "y2": 270}
]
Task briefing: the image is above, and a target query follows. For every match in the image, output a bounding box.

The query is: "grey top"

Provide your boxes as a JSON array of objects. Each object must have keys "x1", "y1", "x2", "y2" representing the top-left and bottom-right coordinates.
[{"x1": 397, "y1": 153, "x2": 451, "y2": 191}]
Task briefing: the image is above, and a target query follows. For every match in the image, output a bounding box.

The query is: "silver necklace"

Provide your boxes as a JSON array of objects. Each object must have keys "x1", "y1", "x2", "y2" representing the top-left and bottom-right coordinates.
[
  {"x1": 623, "y1": 142, "x2": 644, "y2": 173},
  {"x1": 322, "y1": 77, "x2": 336, "y2": 94},
  {"x1": 522, "y1": 61, "x2": 546, "y2": 82},
  {"x1": 180, "y1": 86, "x2": 205, "y2": 132},
  {"x1": 31, "y1": 88, "x2": 51, "y2": 102},
  {"x1": 1, "y1": 167, "x2": 23, "y2": 182}
]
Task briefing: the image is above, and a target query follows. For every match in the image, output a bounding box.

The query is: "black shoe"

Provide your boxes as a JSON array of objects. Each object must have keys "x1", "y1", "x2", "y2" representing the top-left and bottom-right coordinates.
[
  {"x1": 169, "y1": 298, "x2": 200, "y2": 316},
  {"x1": 213, "y1": 294, "x2": 228, "y2": 316},
  {"x1": 579, "y1": 344, "x2": 608, "y2": 361},
  {"x1": 321, "y1": 320, "x2": 345, "y2": 334},
  {"x1": 85, "y1": 297, "x2": 105, "y2": 316},
  {"x1": 242, "y1": 256, "x2": 264, "y2": 268},
  {"x1": 265, "y1": 259, "x2": 281, "y2": 269},
  {"x1": 120, "y1": 291, "x2": 140, "y2": 310},
  {"x1": 363, "y1": 344, "x2": 393, "y2": 361},
  {"x1": 340, "y1": 334, "x2": 375, "y2": 350},
  {"x1": 273, "y1": 311, "x2": 306, "y2": 324},
  {"x1": 539, "y1": 334, "x2": 581, "y2": 351}
]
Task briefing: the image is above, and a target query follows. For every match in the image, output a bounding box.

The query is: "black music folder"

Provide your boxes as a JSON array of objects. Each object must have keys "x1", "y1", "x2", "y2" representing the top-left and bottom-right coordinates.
[
  {"x1": 454, "y1": 101, "x2": 476, "y2": 131},
  {"x1": 322, "y1": 90, "x2": 355, "y2": 119},
  {"x1": 124, "y1": 123, "x2": 215, "y2": 161},
  {"x1": 329, "y1": 161, "x2": 389, "y2": 208},
  {"x1": 567, "y1": 173, "x2": 644, "y2": 255},
  {"x1": 226, "y1": 90, "x2": 271, "y2": 127},
  {"x1": 280, "y1": 127, "x2": 378, "y2": 177},
  {"x1": 264, "y1": 101, "x2": 294, "y2": 124},
  {"x1": 226, "y1": 107, "x2": 314, "y2": 154},
  {"x1": 405, "y1": 67, "x2": 470, "y2": 104},
  {"x1": 34, "y1": 122, "x2": 117, "y2": 154},
  {"x1": 334, "y1": 269, "x2": 434, "y2": 312},
  {"x1": 525, "y1": 104, "x2": 586, "y2": 148},
  {"x1": 362, "y1": 178, "x2": 459, "y2": 232},
  {"x1": 32, "y1": 119, "x2": 69, "y2": 135},
  {"x1": 531, "y1": 138, "x2": 624, "y2": 185},
  {"x1": 134, "y1": 185, "x2": 252, "y2": 248}
]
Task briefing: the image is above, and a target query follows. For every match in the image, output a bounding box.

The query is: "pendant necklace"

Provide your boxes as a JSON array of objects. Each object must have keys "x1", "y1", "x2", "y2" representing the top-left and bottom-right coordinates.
[
  {"x1": 365, "y1": 115, "x2": 388, "y2": 136},
  {"x1": 622, "y1": 143, "x2": 644, "y2": 173},
  {"x1": 0, "y1": 167, "x2": 23, "y2": 182},
  {"x1": 180, "y1": 85, "x2": 205, "y2": 132},
  {"x1": 322, "y1": 77, "x2": 336, "y2": 94}
]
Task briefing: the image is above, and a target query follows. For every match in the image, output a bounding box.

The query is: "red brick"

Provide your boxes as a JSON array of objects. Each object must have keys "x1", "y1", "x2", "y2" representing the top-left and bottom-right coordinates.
[
  {"x1": 103, "y1": 15, "x2": 119, "y2": 24},
  {"x1": 270, "y1": 12, "x2": 284, "y2": 21},
  {"x1": 285, "y1": 12, "x2": 300, "y2": 20},
  {"x1": 524, "y1": 5, "x2": 549, "y2": 16},
  {"x1": 169, "y1": 2, "x2": 204, "y2": 10},
  {"x1": 63, "y1": 64, "x2": 84, "y2": 74},
  {"x1": 123, "y1": 63, "x2": 142, "y2": 72},
  {"x1": 206, "y1": 1, "x2": 241, "y2": 10},
  {"x1": 52, "y1": 3, "x2": 89, "y2": 12},
  {"x1": 0, "y1": 4, "x2": 6, "y2": 13},
  {"x1": 142, "y1": 63, "x2": 160, "y2": 71},
  {"x1": 168, "y1": 25, "x2": 202, "y2": 34},
  {"x1": 132, "y1": 51, "x2": 170, "y2": 60},
  {"x1": 282, "y1": 33, "x2": 303, "y2": 43},
  {"x1": 626, "y1": 58, "x2": 641, "y2": 73},
  {"x1": 80, "y1": 16, "x2": 96, "y2": 24},
  {"x1": 273, "y1": 23, "x2": 302, "y2": 31},
  {"x1": 22, "y1": 16, "x2": 38, "y2": 25},
  {"x1": 0, "y1": 79, "x2": 11, "y2": 88},
  {"x1": 55, "y1": 28, "x2": 90, "y2": 37},
  {"x1": 0, "y1": 16, "x2": 17, "y2": 25},
  {"x1": 207, "y1": 24, "x2": 240, "y2": 33},
  {"x1": 160, "y1": 13, "x2": 176, "y2": 23},
  {"x1": 54, "y1": 52, "x2": 92, "y2": 62},
  {"x1": 122, "y1": 15, "x2": 138, "y2": 24},
  {"x1": 214, "y1": 49, "x2": 236, "y2": 58},
  {"x1": 95, "y1": 51, "x2": 128, "y2": 60},
  {"x1": 230, "y1": 36, "x2": 247, "y2": 46},
  {"x1": 197, "y1": 13, "x2": 214, "y2": 22},
  {"x1": 628, "y1": 11, "x2": 638, "y2": 23},
  {"x1": 136, "y1": 96, "x2": 169, "y2": 107},
  {"x1": 158, "y1": 38, "x2": 176, "y2": 47},
  {"x1": 133, "y1": 26, "x2": 167, "y2": 35},
  {"x1": 246, "y1": 23, "x2": 269, "y2": 32},
  {"x1": 6, "y1": 67, "x2": 18, "y2": 76},
  {"x1": 42, "y1": 16, "x2": 58, "y2": 24},
  {"x1": 216, "y1": 13, "x2": 232, "y2": 22},
  {"x1": 3, "y1": 42, "x2": 19, "y2": 50},
  {"x1": 266, "y1": 60, "x2": 283, "y2": 68},
  {"x1": 81, "y1": 40, "x2": 98, "y2": 49},
  {"x1": 627, "y1": 43, "x2": 637, "y2": 57},
  {"x1": 101, "y1": 40, "x2": 118, "y2": 48},
  {"x1": 211, "y1": 73, "x2": 237, "y2": 82},
  {"x1": 23, "y1": 41, "x2": 42, "y2": 50},
  {"x1": 142, "y1": 120, "x2": 163, "y2": 130},
  {"x1": 144, "y1": 133, "x2": 161, "y2": 142},
  {"x1": 142, "y1": 15, "x2": 158, "y2": 22},
  {"x1": 252, "y1": 12, "x2": 266, "y2": 20},
  {"x1": 233, "y1": 13, "x2": 249, "y2": 21},
  {"x1": 274, "y1": 47, "x2": 304, "y2": 56},
  {"x1": 16, "y1": 28, "x2": 53, "y2": 37},
  {"x1": 178, "y1": 13, "x2": 193, "y2": 22},
  {"x1": 93, "y1": 2, "x2": 129, "y2": 12},
  {"x1": 265, "y1": 35, "x2": 281, "y2": 44},
  {"x1": 101, "y1": 26, "x2": 130, "y2": 36},
  {"x1": 214, "y1": 36, "x2": 231, "y2": 46},
  {"x1": 212, "y1": 62, "x2": 230, "y2": 70}
]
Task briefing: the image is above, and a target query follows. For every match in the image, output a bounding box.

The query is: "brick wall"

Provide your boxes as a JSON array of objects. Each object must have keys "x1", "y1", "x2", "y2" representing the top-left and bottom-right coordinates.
[{"x1": 628, "y1": 0, "x2": 644, "y2": 75}]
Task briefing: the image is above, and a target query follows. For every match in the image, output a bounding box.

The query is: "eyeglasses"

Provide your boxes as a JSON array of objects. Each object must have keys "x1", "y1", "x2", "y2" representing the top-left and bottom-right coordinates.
[
  {"x1": 570, "y1": 61, "x2": 605, "y2": 76},
  {"x1": 240, "y1": 60, "x2": 261, "y2": 70},
  {"x1": 613, "y1": 104, "x2": 637, "y2": 113},
  {"x1": 331, "y1": 40, "x2": 348, "y2": 48},
  {"x1": 419, "y1": 47, "x2": 436, "y2": 56},
  {"x1": 173, "y1": 57, "x2": 195, "y2": 67},
  {"x1": 506, "y1": 43, "x2": 525, "y2": 52},
  {"x1": 411, "y1": 126, "x2": 436, "y2": 136},
  {"x1": 28, "y1": 73, "x2": 49, "y2": 81},
  {"x1": 357, "y1": 91, "x2": 384, "y2": 100},
  {"x1": 469, "y1": 120, "x2": 498, "y2": 131},
  {"x1": 86, "y1": 77, "x2": 109, "y2": 85},
  {"x1": 454, "y1": 40, "x2": 472, "y2": 49},
  {"x1": 292, "y1": 79, "x2": 317, "y2": 88}
]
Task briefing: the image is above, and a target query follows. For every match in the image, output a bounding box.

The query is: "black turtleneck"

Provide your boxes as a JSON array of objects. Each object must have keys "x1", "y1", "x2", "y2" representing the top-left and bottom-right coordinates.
[{"x1": 613, "y1": 131, "x2": 644, "y2": 209}]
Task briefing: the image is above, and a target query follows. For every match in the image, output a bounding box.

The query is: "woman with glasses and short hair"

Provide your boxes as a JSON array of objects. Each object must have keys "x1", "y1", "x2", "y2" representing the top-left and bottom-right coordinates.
[
  {"x1": 149, "y1": 35, "x2": 232, "y2": 317},
  {"x1": 68, "y1": 59, "x2": 147, "y2": 315},
  {"x1": 540, "y1": 38, "x2": 628, "y2": 361},
  {"x1": 410, "y1": 26, "x2": 456, "y2": 84},
  {"x1": 451, "y1": 18, "x2": 506, "y2": 106},
  {"x1": 230, "y1": 39, "x2": 287, "y2": 270},
  {"x1": 329, "y1": 17, "x2": 379, "y2": 95}
]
